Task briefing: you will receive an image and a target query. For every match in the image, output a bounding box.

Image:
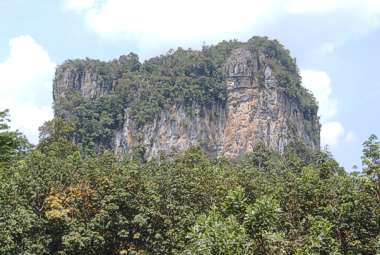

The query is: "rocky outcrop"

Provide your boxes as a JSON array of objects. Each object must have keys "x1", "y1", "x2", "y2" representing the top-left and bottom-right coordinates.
[
  {"x1": 53, "y1": 62, "x2": 119, "y2": 103},
  {"x1": 114, "y1": 103, "x2": 226, "y2": 159},
  {"x1": 221, "y1": 48, "x2": 319, "y2": 157},
  {"x1": 53, "y1": 38, "x2": 320, "y2": 159}
]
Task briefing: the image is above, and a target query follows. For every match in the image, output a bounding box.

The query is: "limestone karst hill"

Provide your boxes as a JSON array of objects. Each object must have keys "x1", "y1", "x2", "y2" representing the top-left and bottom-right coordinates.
[{"x1": 53, "y1": 36, "x2": 320, "y2": 159}]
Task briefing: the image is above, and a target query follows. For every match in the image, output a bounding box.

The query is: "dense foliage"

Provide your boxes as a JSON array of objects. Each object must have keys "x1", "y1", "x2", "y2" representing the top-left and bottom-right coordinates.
[
  {"x1": 55, "y1": 37, "x2": 318, "y2": 152},
  {"x1": 1, "y1": 113, "x2": 379, "y2": 254},
  {"x1": 0, "y1": 109, "x2": 30, "y2": 166}
]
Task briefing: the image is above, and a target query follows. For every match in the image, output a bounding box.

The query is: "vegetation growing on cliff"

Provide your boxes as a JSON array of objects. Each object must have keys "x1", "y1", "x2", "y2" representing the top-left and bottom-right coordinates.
[
  {"x1": 55, "y1": 37, "x2": 318, "y2": 152},
  {"x1": 1, "y1": 113, "x2": 380, "y2": 254}
]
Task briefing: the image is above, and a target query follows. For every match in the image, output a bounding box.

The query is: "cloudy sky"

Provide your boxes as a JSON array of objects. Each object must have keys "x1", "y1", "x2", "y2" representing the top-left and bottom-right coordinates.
[{"x1": 1, "y1": 0, "x2": 379, "y2": 169}]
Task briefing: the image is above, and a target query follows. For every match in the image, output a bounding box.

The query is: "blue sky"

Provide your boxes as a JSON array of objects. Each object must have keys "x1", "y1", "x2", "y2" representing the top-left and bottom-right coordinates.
[{"x1": 1, "y1": 0, "x2": 379, "y2": 170}]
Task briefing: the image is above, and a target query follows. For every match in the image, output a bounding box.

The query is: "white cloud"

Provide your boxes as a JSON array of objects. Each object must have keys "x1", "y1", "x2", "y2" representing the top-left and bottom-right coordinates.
[
  {"x1": 64, "y1": 0, "x2": 96, "y2": 11},
  {"x1": 287, "y1": 0, "x2": 340, "y2": 13},
  {"x1": 315, "y1": 42, "x2": 338, "y2": 55},
  {"x1": 83, "y1": 0, "x2": 280, "y2": 43},
  {"x1": 63, "y1": 0, "x2": 380, "y2": 55},
  {"x1": 344, "y1": 131, "x2": 357, "y2": 143},
  {"x1": 321, "y1": 121, "x2": 345, "y2": 148},
  {"x1": 286, "y1": 0, "x2": 380, "y2": 16},
  {"x1": 301, "y1": 70, "x2": 338, "y2": 122},
  {"x1": 9, "y1": 105, "x2": 54, "y2": 142},
  {"x1": 300, "y1": 70, "x2": 354, "y2": 149},
  {"x1": 0, "y1": 36, "x2": 55, "y2": 91},
  {"x1": 0, "y1": 35, "x2": 55, "y2": 144}
]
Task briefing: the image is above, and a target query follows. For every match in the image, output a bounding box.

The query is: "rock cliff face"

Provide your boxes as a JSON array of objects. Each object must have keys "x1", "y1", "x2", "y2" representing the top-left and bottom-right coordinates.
[{"x1": 53, "y1": 37, "x2": 320, "y2": 159}]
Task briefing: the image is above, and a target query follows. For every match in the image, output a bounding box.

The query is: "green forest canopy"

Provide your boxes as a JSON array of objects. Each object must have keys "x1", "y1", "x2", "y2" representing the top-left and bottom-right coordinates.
[{"x1": 1, "y1": 111, "x2": 380, "y2": 254}]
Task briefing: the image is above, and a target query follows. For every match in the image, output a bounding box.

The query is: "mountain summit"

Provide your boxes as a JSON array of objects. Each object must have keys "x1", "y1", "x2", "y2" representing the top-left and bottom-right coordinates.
[{"x1": 53, "y1": 36, "x2": 320, "y2": 159}]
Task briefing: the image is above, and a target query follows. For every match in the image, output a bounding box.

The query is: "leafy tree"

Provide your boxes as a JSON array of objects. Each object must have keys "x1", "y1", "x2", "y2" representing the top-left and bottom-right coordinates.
[
  {"x1": 185, "y1": 210, "x2": 251, "y2": 255},
  {"x1": 362, "y1": 135, "x2": 380, "y2": 199},
  {"x1": 1, "y1": 111, "x2": 380, "y2": 254},
  {"x1": 243, "y1": 196, "x2": 284, "y2": 254},
  {"x1": 296, "y1": 216, "x2": 340, "y2": 255},
  {"x1": 0, "y1": 109, "x2": 30, "y2": 166}
]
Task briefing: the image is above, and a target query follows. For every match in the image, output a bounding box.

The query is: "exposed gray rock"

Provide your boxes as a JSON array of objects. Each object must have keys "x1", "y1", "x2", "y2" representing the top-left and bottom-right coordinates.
[{"x1": 53, "y1": 43, "x2": 320, "y2": 159}]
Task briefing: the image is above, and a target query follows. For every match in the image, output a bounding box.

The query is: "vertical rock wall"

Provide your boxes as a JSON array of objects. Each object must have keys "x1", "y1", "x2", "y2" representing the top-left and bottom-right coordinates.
[{"x1": 53, "y1": 42, "x2": 320, "y2": 159}]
